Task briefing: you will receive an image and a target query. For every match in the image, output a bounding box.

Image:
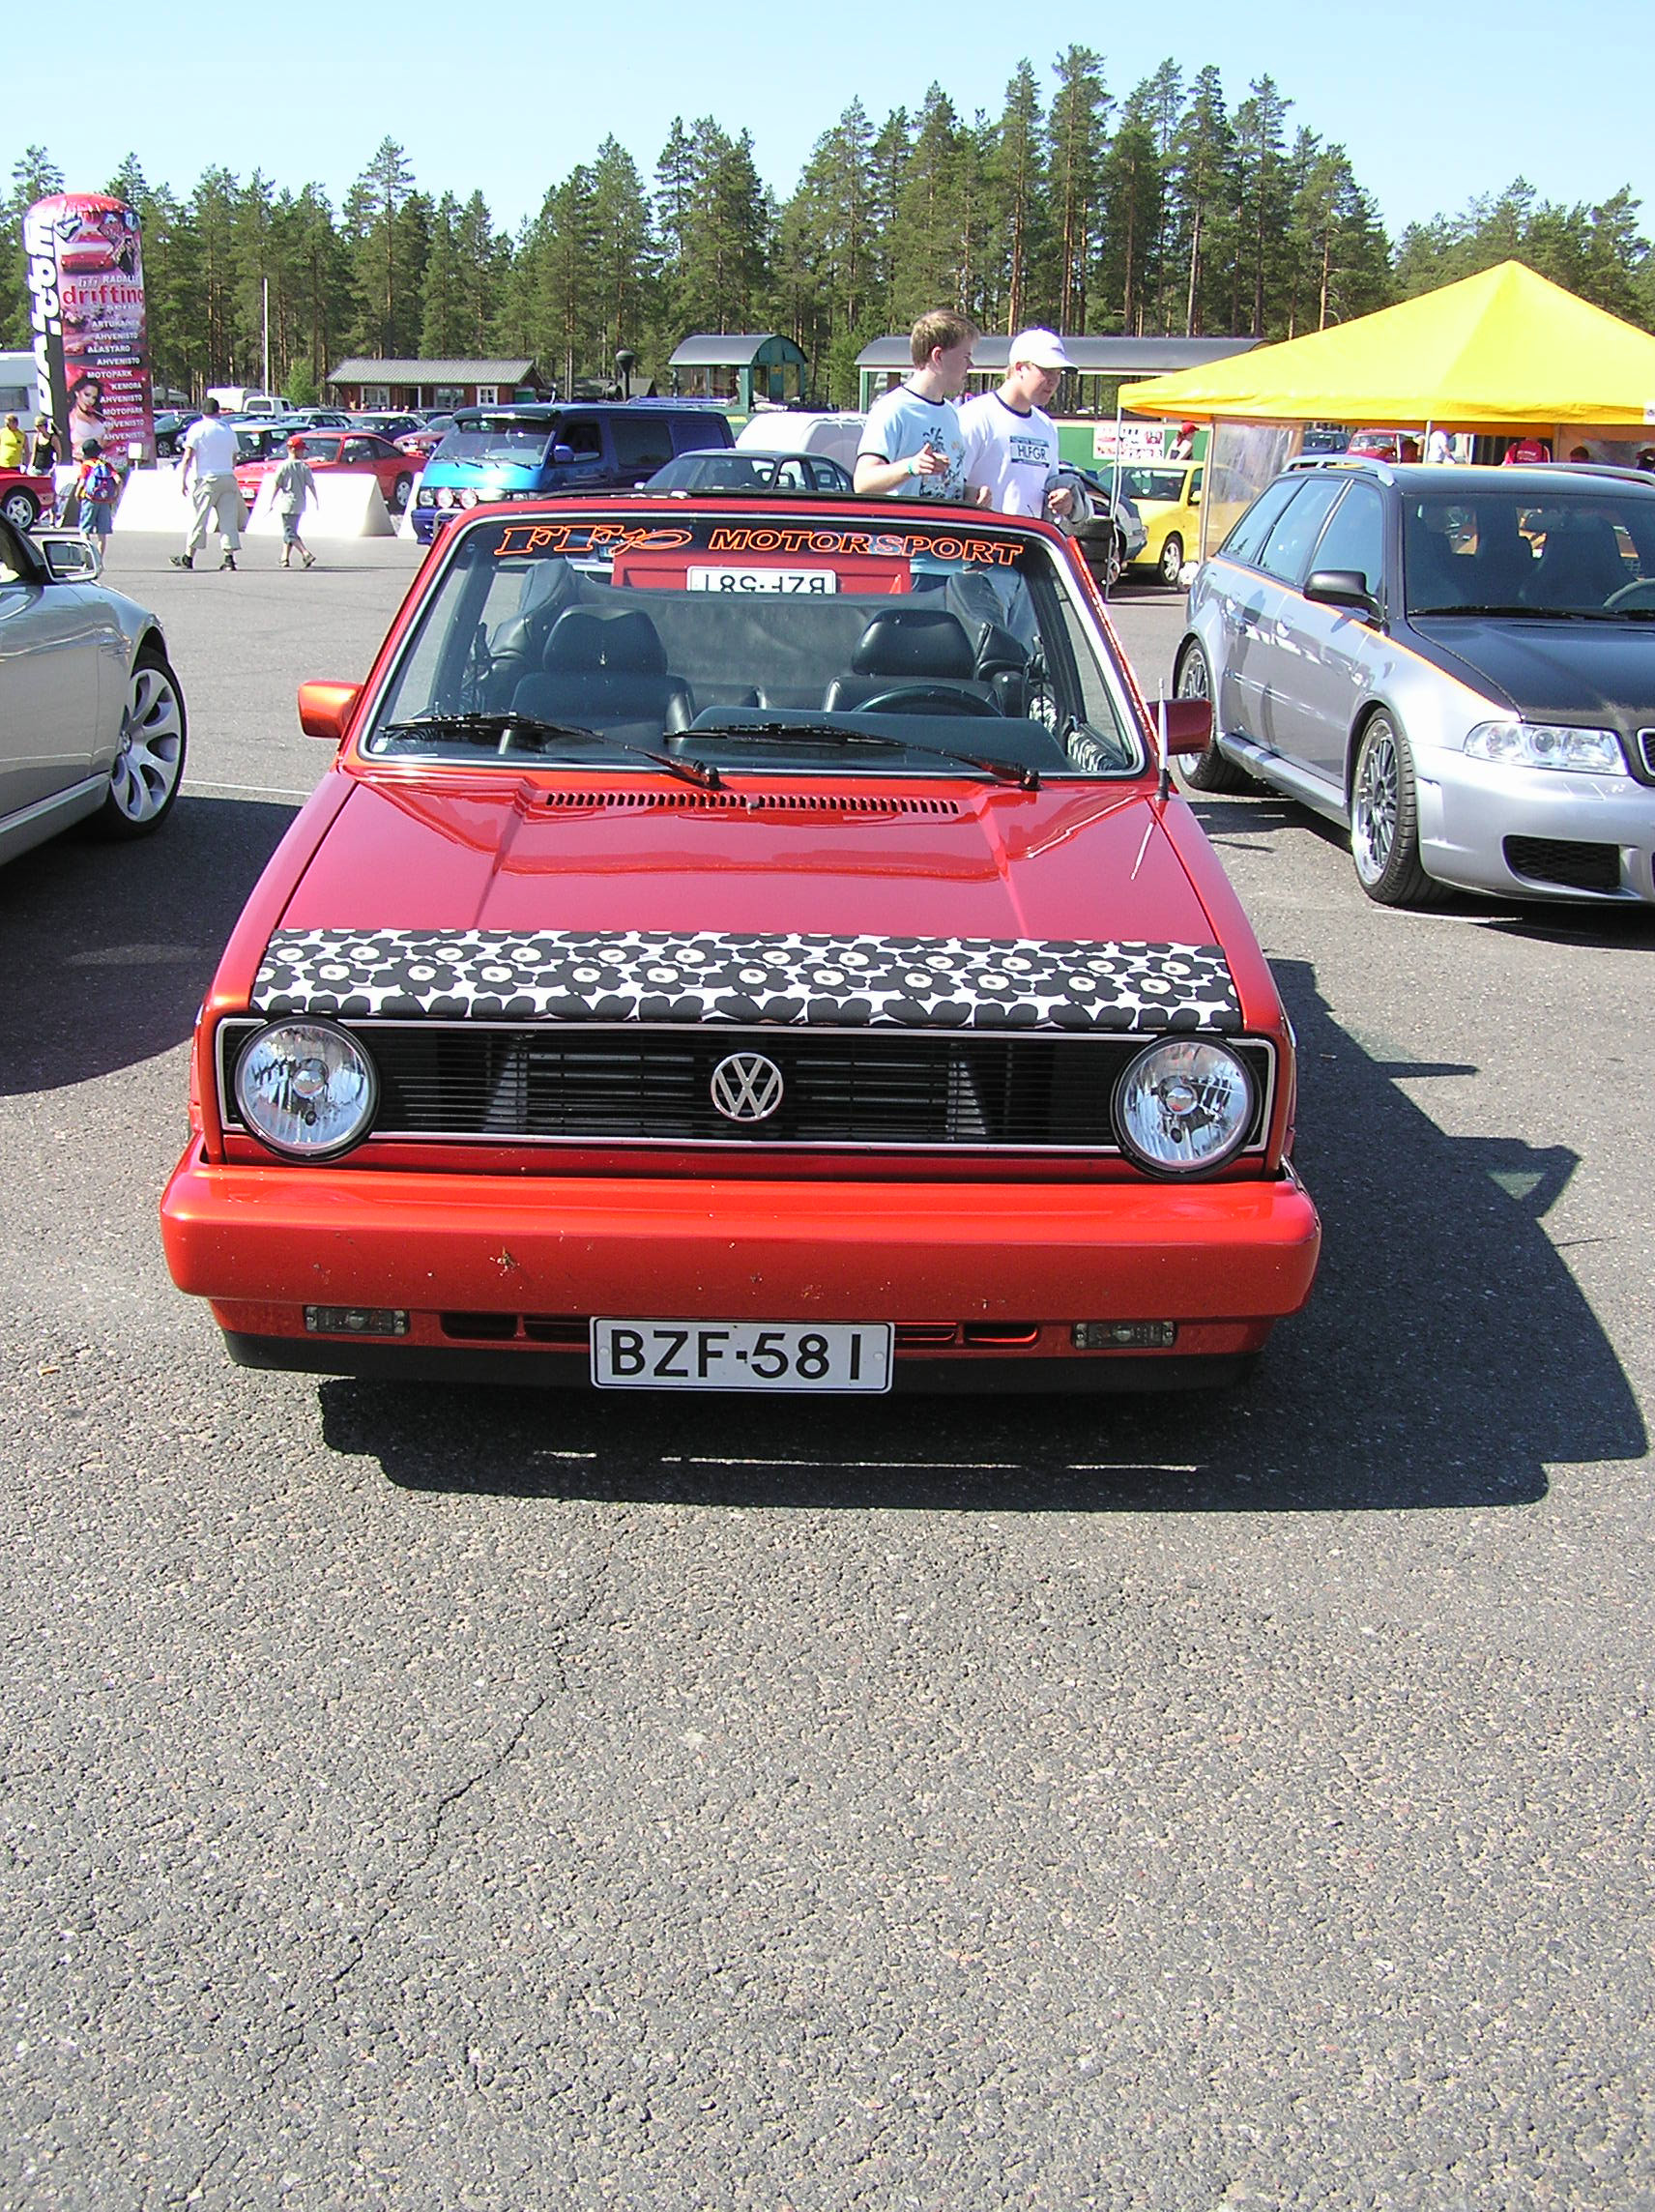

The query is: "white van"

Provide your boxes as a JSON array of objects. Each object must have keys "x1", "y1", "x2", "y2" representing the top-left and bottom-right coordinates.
[
  {"x1": 206, "y1": 387, "x2": 282, "y2": 418},
  {"x1": 735, "y1": 410, "x2": 865, "y2": 476}
]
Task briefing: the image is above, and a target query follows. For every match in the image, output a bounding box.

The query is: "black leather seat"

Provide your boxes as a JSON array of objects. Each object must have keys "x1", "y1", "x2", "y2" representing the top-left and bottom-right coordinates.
[
  {"x1": 824, "y1": 607, "x2": 1001, "y2": 713},
  {"x1": 512, "y1": 607, "x2": 693, "y2": 734},
  {"x1": 1533, "y1": 514, "x2": 1629, "y2": 607}
]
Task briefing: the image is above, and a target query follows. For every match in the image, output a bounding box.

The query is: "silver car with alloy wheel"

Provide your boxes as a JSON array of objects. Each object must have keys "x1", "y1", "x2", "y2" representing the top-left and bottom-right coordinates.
[
  {"x1": 1172, "y1": 459, "x2": 1655, "y2": 907},
  {"x1": 0, "y1": 516, "x2": 187, "y2": 869}
]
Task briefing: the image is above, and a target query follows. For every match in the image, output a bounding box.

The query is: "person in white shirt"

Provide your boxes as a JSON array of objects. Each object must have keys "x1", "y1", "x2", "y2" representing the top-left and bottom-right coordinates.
[
  {"x1": 854, "y1": 309, "x2": 977, "y2": 502},
  {"x1": 172, "y1": 395, "x2": 244, "y2": 570},
  {"x1": 1425, "y1": 426, "x2": 1456, "y2": 466},
  {"x1": 959, "y1": 329, "x2": 1076, "y2": 521}
]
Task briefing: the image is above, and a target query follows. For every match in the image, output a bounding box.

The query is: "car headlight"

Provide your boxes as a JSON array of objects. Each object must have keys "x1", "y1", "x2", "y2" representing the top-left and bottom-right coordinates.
[
  {"x1": 1463, "y1": 720, "x2": 1627, "y2": 773},
  {"x1": 458, "y1": 488, "x2": 479, "y2": 508},
  {"x1": 1114, "y1": 1038, "x2": 1254, "y2": 1174},
  {"x1": 234, "y1": 1020, "x2": 377, "y2": 1159},
  {"x1": 415, "y1": 486, "x2": 434, "y2": 507},
  {"x1": 435, "y1": 486, "x2": 455, "y2": 509}
]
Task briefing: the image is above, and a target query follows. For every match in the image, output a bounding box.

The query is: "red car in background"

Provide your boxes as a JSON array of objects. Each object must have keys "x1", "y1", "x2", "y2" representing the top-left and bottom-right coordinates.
[
  {"x1": 394, "y1": 415, "x2": 455, "y2": 462},
  {"x1": 235, "y1": 431, "x2": 418, "y2": 515},
  {"x1": 0, "y1": 468, "x2": 56, "y2": 530}
]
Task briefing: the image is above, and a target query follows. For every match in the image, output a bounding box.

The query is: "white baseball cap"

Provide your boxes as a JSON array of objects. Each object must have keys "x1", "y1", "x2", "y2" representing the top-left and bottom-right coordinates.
[{"x1": 1008, "y1": 328, "x2": 1073, "y2": 371}]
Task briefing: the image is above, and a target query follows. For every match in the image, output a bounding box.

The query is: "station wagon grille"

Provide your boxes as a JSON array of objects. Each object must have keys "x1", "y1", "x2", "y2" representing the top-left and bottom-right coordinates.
[{"x1": 218, "y1": 1021, "x2": 1274, "y2": 1154}]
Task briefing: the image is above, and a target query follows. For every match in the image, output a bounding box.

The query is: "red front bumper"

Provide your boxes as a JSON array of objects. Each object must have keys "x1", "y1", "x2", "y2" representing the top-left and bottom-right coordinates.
[{"x1": 160, "y1": 1150, "x2": 1320, "y2": 1359}]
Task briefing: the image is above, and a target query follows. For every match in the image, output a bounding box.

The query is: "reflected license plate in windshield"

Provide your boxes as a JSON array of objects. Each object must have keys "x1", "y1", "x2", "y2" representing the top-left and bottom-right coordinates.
[{"x1": 685, "y1": 567, "x2": 838, "y2": 595}]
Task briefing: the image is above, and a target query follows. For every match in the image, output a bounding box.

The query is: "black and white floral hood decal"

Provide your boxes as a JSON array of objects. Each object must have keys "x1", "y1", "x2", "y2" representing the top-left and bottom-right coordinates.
[{"x1": 252, "y1": 928, "x2": 1241, "y2": 1033}]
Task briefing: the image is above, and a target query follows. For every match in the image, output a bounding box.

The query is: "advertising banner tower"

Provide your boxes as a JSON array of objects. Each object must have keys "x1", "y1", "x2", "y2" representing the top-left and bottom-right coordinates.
[{"x1": 22, "y1": 192, "x2": 156, "y2": 464}]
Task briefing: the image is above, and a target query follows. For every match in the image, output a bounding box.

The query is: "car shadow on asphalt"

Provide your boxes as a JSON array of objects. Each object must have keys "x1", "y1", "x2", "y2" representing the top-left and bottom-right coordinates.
[
  {"x1": 322, "y1": 956, "x2": 1644, "y2": 1513},
  {"x1": 0, "y1": 796, "x2": 297, "y2": 1095}
]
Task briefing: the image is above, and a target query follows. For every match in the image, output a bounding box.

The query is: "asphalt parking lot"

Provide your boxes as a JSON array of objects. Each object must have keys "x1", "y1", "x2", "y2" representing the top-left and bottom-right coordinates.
[{"x1": 2, "y1": 534, "x2": 1651, "y2": 2209}]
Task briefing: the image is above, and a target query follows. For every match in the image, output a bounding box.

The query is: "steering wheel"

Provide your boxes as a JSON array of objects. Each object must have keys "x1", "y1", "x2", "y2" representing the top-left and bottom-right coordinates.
[
  {"x1": 855, "y1": 684, "x2": 1002, "y2": 717},
  {"x1": 1605, "y1": 576, "x2": 1655, "y2": 613}
]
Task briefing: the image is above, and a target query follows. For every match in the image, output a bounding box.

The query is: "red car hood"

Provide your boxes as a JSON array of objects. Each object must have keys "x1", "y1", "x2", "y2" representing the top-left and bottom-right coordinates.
[{"x1": 278, "y1": 773, "x2": 1218, "y2": 948}]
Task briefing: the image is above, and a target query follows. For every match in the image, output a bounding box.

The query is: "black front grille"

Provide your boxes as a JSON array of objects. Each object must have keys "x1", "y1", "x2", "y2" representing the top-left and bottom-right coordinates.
[
  {"x1": 1639, "y1": 729, "x2": 1655, "y2": 779},
  {"x1": 219, "y1": 1021, "x2": 1274, "y2": 1153},
  {"x1": 1503, "y1": 836, "x2": 1622, "y2": 894}
]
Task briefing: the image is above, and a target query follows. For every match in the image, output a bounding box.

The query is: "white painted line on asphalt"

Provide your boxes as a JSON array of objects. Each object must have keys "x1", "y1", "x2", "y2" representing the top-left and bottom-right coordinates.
[{"x1": 187, "y1": 780, "x2": 314, "y2": 801}]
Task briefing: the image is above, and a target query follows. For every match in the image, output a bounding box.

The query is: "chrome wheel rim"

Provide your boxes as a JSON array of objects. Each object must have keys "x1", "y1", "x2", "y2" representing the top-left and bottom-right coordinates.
[
  {"x1": 1176, "y1": 647, "x2": 1209, "y2": 701},
  {"x1": 1352, "y1": 718, "x2": 1399, "y2": 884},
  {"x1": 110, "y1": 662, "x2": 184, "y2": 823},
  {"x1": 1159, "y1": 535, "x2": 1182, "y2": 584},
  {"x1": 2, "y1": 492, "x2": 35, "y2": 528}
]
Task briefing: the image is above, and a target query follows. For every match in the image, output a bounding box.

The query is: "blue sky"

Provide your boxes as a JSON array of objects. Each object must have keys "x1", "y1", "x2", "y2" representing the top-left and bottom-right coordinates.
[{"x1": 35, "y1": 0, "x2": 1655, "y2": 246}]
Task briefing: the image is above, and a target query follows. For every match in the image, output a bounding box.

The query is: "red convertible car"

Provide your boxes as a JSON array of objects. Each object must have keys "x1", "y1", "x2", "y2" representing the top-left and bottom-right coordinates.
[
  {"x1": 160, "y1": 497, "x2": 1320, "y2": 1393},
  {"x1": 0, "y1": 467, "x2": 55, "y2": 530},
  {"x1": 235, "y1": 431, "x2": 418, "y2": 514}
]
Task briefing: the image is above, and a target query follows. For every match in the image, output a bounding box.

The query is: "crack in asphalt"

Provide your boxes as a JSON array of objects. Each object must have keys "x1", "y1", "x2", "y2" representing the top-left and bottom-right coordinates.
[{"x1": 160, "y1": 1634, "x2": 579, "y2": 2209}]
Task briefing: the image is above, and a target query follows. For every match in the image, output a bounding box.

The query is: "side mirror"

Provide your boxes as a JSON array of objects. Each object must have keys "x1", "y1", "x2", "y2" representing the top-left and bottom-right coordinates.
[
  {"x1": 38, "y1": 533, "x2": 102, "y2": 582},
  {"x1": 1160, "y1": 698, "x2": 1213, "y2": 754},
  {"x1": 1304, "y1": 568, "x2": 1379, "y2": 619},
  {"x1": 297, "y1": 680, "x2": 362, "y2": 742},
  {"x1": 551, "y1": 444, "x2": 575, "y2": 467}
]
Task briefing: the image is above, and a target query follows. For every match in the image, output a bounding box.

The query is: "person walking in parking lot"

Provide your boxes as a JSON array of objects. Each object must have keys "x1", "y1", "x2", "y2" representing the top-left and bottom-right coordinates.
[
  {"x1": 270, "y1": 436, "x2": 318, "y2": 568},
  {"x1": 172, "y1": 395, "x2": 242, "y2": 570},
  {"x1": 959, "y1": 329, "x2": 1076, "y2": 521},
  {"x1": 0, "y1": 414, "x2": 24, "y2": 469},
  {"x1": 854, "y1": 309, "x2": 977, "y2": 502}
]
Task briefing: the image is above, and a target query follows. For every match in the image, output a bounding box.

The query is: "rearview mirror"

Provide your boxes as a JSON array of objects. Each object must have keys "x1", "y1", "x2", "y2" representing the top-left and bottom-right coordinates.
[
  {"x1": 1160, "y1": 698, "x2": 1213, "y2": 754},
  {"x1": 297, "y1": 680, "x2": 362, "y2": 743},
  {"x1": 1304, "y1": 568, "x2": 1379, "y2": 619}
]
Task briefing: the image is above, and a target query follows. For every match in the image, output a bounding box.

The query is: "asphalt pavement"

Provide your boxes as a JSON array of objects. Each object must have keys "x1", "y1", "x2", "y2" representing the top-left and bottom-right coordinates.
[{"x1": 1, "y1": 535, "x2": 1650, "y2": 2210}]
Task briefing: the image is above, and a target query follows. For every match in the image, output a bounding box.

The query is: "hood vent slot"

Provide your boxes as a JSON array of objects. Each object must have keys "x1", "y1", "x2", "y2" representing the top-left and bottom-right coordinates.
[{"x1": 541, "y1": 789, "x2": 961, "y2": 818}]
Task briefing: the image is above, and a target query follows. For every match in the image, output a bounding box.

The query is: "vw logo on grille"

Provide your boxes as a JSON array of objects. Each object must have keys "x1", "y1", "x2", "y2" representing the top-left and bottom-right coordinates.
[{"x1": 710, "y1": 1051, "x2": 784, "y2": 1123}]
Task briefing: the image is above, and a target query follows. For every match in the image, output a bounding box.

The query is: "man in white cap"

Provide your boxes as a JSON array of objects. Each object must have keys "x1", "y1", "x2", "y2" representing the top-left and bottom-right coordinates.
[{"x1": 960, "y1": 328, "x2": 1076, "y2": 520}]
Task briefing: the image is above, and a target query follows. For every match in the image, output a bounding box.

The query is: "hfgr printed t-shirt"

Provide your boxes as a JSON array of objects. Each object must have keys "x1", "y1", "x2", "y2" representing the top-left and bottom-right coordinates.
[{"x1": 959, "y1": 393, "x2": 1060, "y2": 516}]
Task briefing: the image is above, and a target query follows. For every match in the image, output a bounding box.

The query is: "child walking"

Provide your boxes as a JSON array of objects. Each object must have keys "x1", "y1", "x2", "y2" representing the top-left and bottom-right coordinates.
[
  {"x1": 73, "y1": 440, "x2": 120, "y2": 556},
  {"x1": 270, "y1": 436, "x2": 318, "y2": 568}
]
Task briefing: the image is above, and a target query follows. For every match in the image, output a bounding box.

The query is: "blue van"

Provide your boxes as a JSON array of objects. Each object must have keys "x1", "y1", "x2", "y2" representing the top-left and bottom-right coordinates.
[{"x1": 411, "y1": 401, "x2": 735, "y2": 543}]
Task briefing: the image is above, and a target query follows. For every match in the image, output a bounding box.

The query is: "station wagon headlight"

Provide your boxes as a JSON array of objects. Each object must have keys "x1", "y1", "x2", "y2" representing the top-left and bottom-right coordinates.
[
  {"x1": 1114, "y1": 1038, "x2": 1254, "y2": 1174},
  {"x1": 234, "y1": 1020, "x2": 377, "y2": 1159},
  {"x1": 1463, "y1": 720, "x2": 1627, "y2": 773}
]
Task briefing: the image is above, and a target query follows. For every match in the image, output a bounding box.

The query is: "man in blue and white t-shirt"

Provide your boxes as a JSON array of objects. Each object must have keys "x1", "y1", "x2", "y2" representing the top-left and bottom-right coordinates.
[
  {"x1": 959, "y1": 328, "x2": 1077, "y2": 521},
  {"x1": 854, "y1": 309, "x2": 977, "y2": 503}
]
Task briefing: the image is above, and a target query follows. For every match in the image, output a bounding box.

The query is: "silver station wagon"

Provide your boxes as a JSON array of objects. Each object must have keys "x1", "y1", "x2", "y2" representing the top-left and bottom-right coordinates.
[{"x1": 1174, "y1": 459, "x2": 1655, "y2": 908}]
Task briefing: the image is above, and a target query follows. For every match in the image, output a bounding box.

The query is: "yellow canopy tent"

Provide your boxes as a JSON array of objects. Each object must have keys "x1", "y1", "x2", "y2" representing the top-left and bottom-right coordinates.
[{"x1": 1121, "y1": 261, "x2": 1655, "y2": 432}]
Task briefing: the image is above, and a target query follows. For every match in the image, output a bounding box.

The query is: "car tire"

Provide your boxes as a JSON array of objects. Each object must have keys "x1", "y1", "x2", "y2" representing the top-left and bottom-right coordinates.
[
  {"x1": 2, "y1": 487, "x2": 40, "y2": 529},
  {"x1": 1157, "y1": 533, "x2": 1184, "y2": 586},
  {"x1": 391, "y1": 473, "x2": 413, "y2": 513},
  {"x1": 94, "y1": 640, "x2": 187, "y2": 840},
  {"x1": 1172, "y1": 641, "x2": 1253, "y2": 793},
  {"x1": 1350, "y1": 709, "x2": 1433, "y2": 907}
]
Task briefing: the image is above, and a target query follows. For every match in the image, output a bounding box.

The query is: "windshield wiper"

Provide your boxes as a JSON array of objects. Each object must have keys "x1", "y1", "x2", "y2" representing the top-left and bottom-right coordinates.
[
  {"x1": 1410, "y1": 602, "x2": 1585, "y2": 619},
  {"x1": 380, "y1": 712, "x2": 722, "y2": 790},
  {"x1": 688, "y1": 718, "x2": 1040, "y2": 789}
]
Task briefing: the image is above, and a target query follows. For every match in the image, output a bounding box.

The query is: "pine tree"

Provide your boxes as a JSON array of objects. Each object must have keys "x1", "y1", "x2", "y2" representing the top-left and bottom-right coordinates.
[
  {"x1": 1046, "y1": 45, "x2": 1110, "y2": 332},
  {"x1": 989, "y1": 64, "x2": 1043, "y2": 336}
]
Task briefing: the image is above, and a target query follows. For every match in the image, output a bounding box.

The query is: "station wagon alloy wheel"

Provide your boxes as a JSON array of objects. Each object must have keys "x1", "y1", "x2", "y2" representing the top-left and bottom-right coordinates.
[
  {"x1": 102, "y1": 646, "x2": 187, "y2": 837},
  {"x1": 1350, "y1": 710, "x2": 1431, "y2": 908},
  {"x1": 1173, "y1": 642, "x2": 1251, "y2": 794}
]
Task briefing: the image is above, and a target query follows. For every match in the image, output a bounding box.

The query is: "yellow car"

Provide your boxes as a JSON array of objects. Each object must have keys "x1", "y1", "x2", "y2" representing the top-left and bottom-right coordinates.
[{"x1": 1118, "y1": 461, "x2": 1205, "y2": 586}]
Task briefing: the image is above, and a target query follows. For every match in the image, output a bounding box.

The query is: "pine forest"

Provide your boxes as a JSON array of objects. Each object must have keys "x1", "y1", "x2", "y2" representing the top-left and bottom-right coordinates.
[{"x1": 4, "y1": 53, "x2": 1652, "y2": 405}]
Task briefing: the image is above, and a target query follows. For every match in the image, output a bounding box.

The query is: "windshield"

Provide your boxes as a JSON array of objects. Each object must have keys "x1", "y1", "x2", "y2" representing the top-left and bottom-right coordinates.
[
  {"x1": 435, "y1": 421, "x2": 556, "y2": 466},
  {"x1": 1405, "y1": 484, "x2": 1655, "y2": 617},
  {"x1": 1119, "y1": 467, "x2": 1188, "y2": 504},
  {"x1": 363, "y1": 509, "x2": 1144, "y2": 779}
]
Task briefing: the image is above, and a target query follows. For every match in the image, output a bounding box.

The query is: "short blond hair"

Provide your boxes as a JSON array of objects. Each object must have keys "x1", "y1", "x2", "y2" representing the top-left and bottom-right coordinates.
[{"x1": 910, "y1": 309, "x2": 976, "y2": 366}]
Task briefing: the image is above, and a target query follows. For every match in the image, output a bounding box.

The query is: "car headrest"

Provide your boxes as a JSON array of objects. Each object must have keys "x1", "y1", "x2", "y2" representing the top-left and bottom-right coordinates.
[
  {"x1": 851, "y1": 608, "x2": 974, "y2": 680},
  {"x1": 542, "y1": 607, "x2": 668, "y2": 674}
]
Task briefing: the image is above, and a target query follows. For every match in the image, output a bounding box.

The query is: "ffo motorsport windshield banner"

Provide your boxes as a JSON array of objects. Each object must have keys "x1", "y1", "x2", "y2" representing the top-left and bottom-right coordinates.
[{"x1": 22, "y1": 192, "x2": 155, "y2": 463}]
